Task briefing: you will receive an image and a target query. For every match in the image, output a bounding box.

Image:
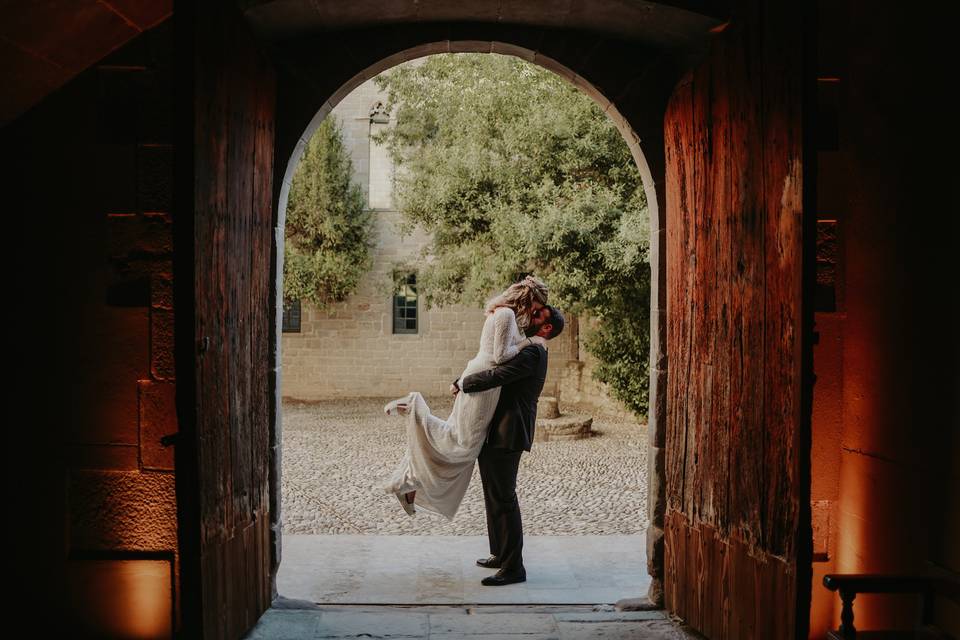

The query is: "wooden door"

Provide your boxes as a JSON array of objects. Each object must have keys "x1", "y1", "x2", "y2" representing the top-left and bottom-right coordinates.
[
  {"x1": 177, "y1": 2, "x2": 277, "y2": 638},
  {"x1": 662, "y1": 2, "x2": 810, "y2": 638}
]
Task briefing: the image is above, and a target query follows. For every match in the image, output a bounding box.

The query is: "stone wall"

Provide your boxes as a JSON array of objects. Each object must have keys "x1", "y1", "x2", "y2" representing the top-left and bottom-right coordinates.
[
  {"x1": 280, "y1": 205, "x2": 579, "y2": 398},
  {"x1": 557, "y1": 315, "x2": 640, "y2": 421},
  {"x1": 7, "y1": 19, "x2": 179, "y2": 637}
]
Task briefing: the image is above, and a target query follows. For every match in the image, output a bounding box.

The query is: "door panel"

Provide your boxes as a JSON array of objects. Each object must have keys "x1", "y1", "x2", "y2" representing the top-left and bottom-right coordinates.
[
  {"x1": 663, "y1": 3, "x2": 808, "y2": 638},
  {"x1": 188, "y1": 3, "x2": 276, "y2": 638}
]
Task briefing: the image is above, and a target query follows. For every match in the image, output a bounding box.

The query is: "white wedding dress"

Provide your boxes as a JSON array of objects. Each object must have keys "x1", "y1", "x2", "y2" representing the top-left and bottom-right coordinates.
[{"x1": 381, "y1": 306, "x2": 532, "y2": 520}]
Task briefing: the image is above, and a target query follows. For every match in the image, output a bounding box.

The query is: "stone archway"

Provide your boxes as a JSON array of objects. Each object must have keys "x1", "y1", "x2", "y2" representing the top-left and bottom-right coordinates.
[{"x1": 269, "y1": 38, "x2": 673, "y2": 608}]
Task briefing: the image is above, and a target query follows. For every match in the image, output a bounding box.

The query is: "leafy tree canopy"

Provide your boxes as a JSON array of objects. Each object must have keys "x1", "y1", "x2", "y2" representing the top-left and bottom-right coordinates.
[
  {"x1": 284, "y1": 116, "x2": 374, "y2": 311},
  {"x1": 374, "y1": 54, "x2": 651, "y2": 415}
]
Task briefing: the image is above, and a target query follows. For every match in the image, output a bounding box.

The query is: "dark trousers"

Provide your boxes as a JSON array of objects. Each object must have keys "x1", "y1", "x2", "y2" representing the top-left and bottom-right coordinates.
[{"x1": 477, "y1": 441, "x2": 524, "y2": 572}]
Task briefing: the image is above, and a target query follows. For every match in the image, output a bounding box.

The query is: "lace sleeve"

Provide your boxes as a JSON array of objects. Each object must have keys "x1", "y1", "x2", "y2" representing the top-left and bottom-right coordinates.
[{"x1": 492, "y1": 307, "x2": 531, "y2": 364}]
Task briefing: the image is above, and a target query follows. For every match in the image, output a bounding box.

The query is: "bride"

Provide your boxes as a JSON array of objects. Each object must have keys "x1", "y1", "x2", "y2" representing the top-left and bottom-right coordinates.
[{"x1": 381, "y1": 275, "x2": 549, "y2": 520}]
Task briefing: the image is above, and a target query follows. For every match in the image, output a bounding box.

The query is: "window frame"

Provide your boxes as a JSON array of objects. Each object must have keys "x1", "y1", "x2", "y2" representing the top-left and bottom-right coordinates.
[
  {"x1": 281, "y1": 298, "x2": 301, "y2": 333},
  {"x1": 392, "y1": 272, "x2": 418, "y2": 335}
]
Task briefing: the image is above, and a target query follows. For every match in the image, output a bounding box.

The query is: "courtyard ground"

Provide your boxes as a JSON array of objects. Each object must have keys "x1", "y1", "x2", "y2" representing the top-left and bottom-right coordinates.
[
  {"x1": 280, "y1": 397, "x2": 649, "y2": 535},
  {"x1": 274, "y1": 398, "x2": 667, "y2": 631}
]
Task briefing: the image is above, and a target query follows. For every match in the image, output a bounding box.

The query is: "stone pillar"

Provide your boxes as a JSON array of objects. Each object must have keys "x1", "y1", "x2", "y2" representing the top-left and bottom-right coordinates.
[{"x1": 645, "y1": 137, "x2": 668, "y2": 608}]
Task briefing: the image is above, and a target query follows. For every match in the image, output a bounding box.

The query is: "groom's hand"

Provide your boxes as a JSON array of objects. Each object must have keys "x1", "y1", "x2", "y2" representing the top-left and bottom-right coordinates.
[
  {"x1": 449, "y1": 383, "x2": 460, "y2": 396},
  {"x1": 461, "y1": 347, "x2": 539, "y2": 393}
]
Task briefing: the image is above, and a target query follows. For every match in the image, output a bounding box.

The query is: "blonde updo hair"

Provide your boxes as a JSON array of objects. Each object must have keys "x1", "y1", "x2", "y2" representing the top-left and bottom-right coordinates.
[{"x1": 484, "y1": 275, "x2": 549, "y2": 332}]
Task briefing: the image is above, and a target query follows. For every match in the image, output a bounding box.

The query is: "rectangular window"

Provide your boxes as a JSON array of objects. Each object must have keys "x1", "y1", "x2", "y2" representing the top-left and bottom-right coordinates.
[
  {"x1": 393, "y1": 272, "x2": 418, "y2": 334},
  {"x1": 282, "y1": 299, "x2": 301, "y2": 333}
]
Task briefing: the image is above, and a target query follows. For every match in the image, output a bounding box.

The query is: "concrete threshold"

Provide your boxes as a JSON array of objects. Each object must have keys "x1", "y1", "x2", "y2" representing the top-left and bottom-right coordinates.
[
  {"x1": 278, "y1": 534, "x2": 651, "y2": 606},
  {"x1": 246, "y1": 601, "x2": 704, "y2": 639}
]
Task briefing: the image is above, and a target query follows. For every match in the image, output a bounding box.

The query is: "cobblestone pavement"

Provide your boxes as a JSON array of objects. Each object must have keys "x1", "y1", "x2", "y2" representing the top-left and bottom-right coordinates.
[{"x1": 280, "y1": 397, "x2": 649, "y2": 535}]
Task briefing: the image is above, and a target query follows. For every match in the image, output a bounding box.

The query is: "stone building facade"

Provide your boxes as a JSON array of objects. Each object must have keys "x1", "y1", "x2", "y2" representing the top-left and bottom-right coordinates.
[{"x1": 279, "y1": 67, "x2": 631, "y2": 417}]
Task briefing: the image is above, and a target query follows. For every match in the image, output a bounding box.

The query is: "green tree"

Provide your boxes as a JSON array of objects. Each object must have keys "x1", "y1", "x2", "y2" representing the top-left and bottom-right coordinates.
[
  {"x1": 284, "y1": 116, "x2": 374, "y2": 312},
  {"x1": 374, "y1": 54, "x2": 650, "y2": 415}
]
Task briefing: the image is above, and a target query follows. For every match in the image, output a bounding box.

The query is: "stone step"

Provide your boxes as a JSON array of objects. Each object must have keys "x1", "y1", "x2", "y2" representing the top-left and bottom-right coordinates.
[
  {"x1": 535, "y1": 414, "x2": 594, "y2": 441},
  {"x1": 538, "y1": 396, "x2": 561, "y2": 419}
]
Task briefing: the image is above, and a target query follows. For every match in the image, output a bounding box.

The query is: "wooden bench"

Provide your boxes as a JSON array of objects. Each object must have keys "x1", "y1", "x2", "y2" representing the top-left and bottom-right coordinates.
[{"x1": 823, "y1": 574, "x2": 960, "y2": 639}]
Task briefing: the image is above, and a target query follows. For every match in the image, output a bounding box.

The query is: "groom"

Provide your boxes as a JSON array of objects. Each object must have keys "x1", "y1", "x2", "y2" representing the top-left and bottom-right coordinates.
[{"x1": 452, "y1": 303, "x2": 565, "y2": 586}]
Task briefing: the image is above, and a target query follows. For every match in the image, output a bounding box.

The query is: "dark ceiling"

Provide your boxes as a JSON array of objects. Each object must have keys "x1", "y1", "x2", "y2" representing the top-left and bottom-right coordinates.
[
  {"x1": 1, "y1": 0, "x2": 726, "y2": 126},
  {"x1": 1, "y1": 0, "x2": 172, "y2": 125},
  {"x1": 242, "y1": 0, "x2": 727, "y2": 47}
]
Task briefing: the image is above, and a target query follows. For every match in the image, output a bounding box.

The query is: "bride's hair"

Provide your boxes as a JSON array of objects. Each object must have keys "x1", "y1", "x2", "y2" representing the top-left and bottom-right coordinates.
[{"x1": 484, "y1": 275, "x2": 549, "y2": 331}]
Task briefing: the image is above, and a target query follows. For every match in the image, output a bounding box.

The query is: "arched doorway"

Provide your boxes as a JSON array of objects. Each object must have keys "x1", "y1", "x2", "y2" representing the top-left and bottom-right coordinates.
[{"x1": 272, "y1": 46, "x2": 662, "y2": 607}]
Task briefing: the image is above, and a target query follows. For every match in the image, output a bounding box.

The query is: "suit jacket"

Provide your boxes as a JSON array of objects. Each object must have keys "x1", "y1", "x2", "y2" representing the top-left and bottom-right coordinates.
[{"x1": 459, "y1": 344, "x2": 548, "y2": 452}]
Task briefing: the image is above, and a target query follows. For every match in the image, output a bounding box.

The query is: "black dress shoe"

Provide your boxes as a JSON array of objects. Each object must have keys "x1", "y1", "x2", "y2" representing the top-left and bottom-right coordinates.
[
  {"x1": 481, "y1": 568, "x2": 526, "y2": 586},
  {"x1": 476, "y1": 555, "x2": 501, "y2": 568}
]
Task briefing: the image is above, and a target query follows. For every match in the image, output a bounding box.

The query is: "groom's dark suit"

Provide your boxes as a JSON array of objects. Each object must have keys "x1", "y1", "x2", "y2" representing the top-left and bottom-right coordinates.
[{"x1": 460, "y1": 343, "x2": 548, "y2": 574}]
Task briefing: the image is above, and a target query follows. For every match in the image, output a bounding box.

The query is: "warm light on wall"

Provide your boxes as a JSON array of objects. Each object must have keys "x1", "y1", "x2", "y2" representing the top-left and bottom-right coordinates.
[{"x1": 67, "y1": 556, "x2": 173, "y2": 639}]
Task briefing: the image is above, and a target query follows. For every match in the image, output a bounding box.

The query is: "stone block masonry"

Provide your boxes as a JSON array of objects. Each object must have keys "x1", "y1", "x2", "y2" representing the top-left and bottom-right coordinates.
[{"x1": 7, "y1": 19, "x2": 182, "y2": 636}]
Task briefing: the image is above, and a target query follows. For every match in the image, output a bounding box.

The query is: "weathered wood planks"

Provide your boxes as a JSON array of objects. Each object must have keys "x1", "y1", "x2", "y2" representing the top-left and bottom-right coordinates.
[
  {"x1": 192, "y1": 2, "x2": 276, "y2": 638},
  {"x1": 663, "y1": 1, "x2": 806, "y2": 638}
]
